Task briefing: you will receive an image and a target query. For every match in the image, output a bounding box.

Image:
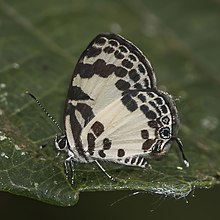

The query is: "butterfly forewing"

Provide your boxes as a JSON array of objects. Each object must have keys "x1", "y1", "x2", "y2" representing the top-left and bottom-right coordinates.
[
  {"x1": 64, "y1": 33, "x2": 179, "y2": 167},
  {"x1": 66, "y1": 34, "x2": 156, "y2": 116}
]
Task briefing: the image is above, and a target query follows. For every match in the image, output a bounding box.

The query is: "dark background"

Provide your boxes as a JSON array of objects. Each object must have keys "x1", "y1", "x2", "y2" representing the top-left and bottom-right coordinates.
[{"x1": 1, "y1": 187, "x2": 220, "y2": 219}]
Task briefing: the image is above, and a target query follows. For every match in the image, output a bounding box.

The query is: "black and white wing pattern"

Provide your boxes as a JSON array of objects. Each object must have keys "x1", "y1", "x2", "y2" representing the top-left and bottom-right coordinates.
[{"x1": 64, "y1": 33, "x2": 185, "y2": 168}]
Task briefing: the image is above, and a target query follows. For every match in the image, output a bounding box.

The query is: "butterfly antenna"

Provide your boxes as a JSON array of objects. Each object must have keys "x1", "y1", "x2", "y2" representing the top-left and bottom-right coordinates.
[
  {"x1": 172, "y1": 137, "x2": 189, "y2": 168},
  {"x1": 26, "y1": 91, "x2": 63, "y2": 134}
]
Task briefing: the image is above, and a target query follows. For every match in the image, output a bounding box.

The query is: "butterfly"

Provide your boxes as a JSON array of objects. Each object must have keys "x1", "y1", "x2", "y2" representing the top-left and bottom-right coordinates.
[{"x1": 29, "y1": 33, "x2": 189, "y2": 183}]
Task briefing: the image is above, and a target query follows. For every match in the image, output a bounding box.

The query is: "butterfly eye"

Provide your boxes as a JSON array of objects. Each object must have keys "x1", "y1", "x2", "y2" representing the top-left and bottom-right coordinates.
[
  {"x1": 159, "y1": 127, "x2": 171, "y2": 139},
  {"x1": 58, "y1": 139, "x2": 66, "y2": 149},
  {"x1": 55, "y1": 135, "x2": 68, "y2": 150}
]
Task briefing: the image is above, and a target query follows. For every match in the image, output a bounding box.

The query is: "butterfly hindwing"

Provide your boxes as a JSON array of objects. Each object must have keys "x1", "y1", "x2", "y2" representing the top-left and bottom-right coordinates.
[{"x1": 80, "y1": 88, "x2": 179, "y2": 166}]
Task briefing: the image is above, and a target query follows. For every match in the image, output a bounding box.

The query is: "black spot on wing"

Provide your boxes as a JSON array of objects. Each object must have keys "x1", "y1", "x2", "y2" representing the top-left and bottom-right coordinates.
[
  {"x1": 114, "y1": 50, "x2": 124, "y2": 59},
  {"x1": 109, "y1": 40, "x2": 118, "y2": 47},
  {"x1": 91, "y1": 121, "x2": 104, "y2": 137},
  {"x1": 137, "y1": 94, "x2": 146, "y2": 102},
  {"x1": 75, "y1": 59, "x2": 115, "y2": 78},
  {"x1": 103, "y1": 138, "x2": 112, "y2": 150},
  {"x1": 95, "y1": 37, "x2": 106, "y2": 45},
  {"x1": 140, "y1": 105, "x2": 157, "y2": 120},
  {"x1": 119, "y1": 45, "x2": 128, "y2": 53},
  {"x1": 141, "y1": 130, "x2": 149, "y2": 139},
  {"x1": 140, "y1": 105, "x2": 149, "y2": 115},
  {"x1": 114, "y1": 67, "x2": 127, "y2": 77},
  {"x1": 117, "y1": 149, "x2": 125, "y2": 157},
  {"x1": 121, "y1": 93, "x2": 138, "y2": 112},
  {"x1": 142, "y1": 139, "x2": 154, "y2": 151},
  {"x1": 149, "y1": 101, "x2": 161, "y2": 116},
  {"x1": 134, "y1": 83, "x2": 143, "y2": 90},
  {"x1": 155, "y1": 97, "x2": 163, "y2": 105},
  {"x1": 93, "y1": 59, "x2": 115, "y2": 78},
  {"x1": 86, "y1": 46, "x2": 102, "y2": 58},
  {"x1": 145, "y1": 110, "x2": 157, "y2": 120},
  {"x1": 125, "y1": 157, "x2": 130, "y2": 163},
  {"x1": 74, "y1": 62, "x2": 94, "y2": 78},
  {"x1": 122, "y1": 59, "x2": 133, "y2": 69},
  {"x1": 147, "y1": 92, "x2": 154, "y2": 98},
  {"x1": 68, "y1": 86, "x2": 93, "y2": 101},
  {"x1": 128, "y1": 69, "x2": 140, "y2": 82},
  {"x1": 128, "y1": 54, "x2": 137, "y2": 61},
  {"x1": 87, "y1": 133, "x2": 95, "y2": 155},
  {"x1": 143, "y1": 79, "x2": 150, "y2": 88},
  {"x1": 131, "y1": 157, "x2": 137, "y2": 164},
  {"x1": 115, "y1": 79, "x2": 130, "y2": 91},
  {"x1": 138, "y1": 64, "x2": 145, "y2": 73},
  {"x1": 148, "y1": 120, "x2": 159, "y2": 128},
  {"x1": 161, "y1": 105, "x2": 168, "y2": 114},
  {"x1": 98, "y1": 150, "x2": 106, "y2": 158},
  {"x1": 104, "y1": 46, "x2": 114, "y2": 54}
]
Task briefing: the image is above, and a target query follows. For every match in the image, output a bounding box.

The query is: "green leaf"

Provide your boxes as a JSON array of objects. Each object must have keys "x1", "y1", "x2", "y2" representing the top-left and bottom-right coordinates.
[{"x1": 0, "y1": 0, "x2": 220, "y2": 206}]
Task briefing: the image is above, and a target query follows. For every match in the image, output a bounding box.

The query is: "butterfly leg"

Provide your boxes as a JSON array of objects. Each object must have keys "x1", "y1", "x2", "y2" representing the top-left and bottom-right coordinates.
[
  {"x1": 94, "y1": 160, "x2": 116, "y2": 182},
  {"x1": 64, "y1": 156, "x2": 75, "y2": 184}
]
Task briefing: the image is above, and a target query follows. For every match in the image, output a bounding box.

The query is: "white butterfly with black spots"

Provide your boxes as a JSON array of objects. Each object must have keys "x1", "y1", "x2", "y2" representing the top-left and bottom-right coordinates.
[{"x1": 54, "y1": 33, "x2": 189, "y2": 183}]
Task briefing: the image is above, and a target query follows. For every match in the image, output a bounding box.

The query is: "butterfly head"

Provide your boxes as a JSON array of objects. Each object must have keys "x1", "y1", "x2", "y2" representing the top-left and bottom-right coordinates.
[{"x1": 55, "y1": 134, "x2": 69, "y2": 152}]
